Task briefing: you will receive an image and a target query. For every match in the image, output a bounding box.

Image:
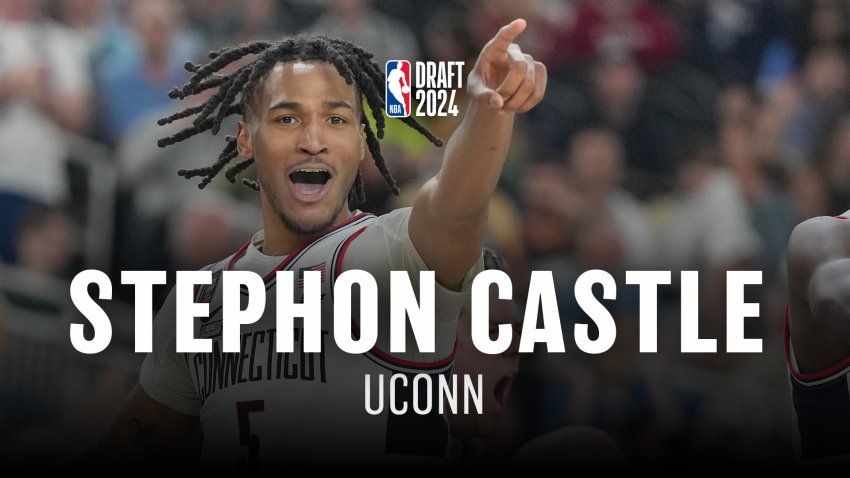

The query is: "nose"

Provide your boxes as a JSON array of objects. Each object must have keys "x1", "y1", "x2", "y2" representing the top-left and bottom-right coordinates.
[
  {"x1": 297, "y1": 118, "x2": 328, "y2": 156},
  {"x1": 503, "y1": 324, "x2": 520, "y2": 357}
]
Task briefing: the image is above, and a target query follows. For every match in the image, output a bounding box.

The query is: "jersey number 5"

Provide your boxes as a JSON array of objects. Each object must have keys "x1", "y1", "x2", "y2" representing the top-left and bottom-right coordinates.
[{"x1": 236, "y1": 400, "x2": 265, "y2": 470}]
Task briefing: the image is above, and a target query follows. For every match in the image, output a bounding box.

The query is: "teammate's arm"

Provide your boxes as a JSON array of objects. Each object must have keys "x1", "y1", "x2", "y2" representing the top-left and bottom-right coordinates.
[
  {"x1": 94, "y1": 385, "x2": 199, "y2": 465},
  {"x1": 409, "y1": 19, "x2": 546, "y2": 290}
]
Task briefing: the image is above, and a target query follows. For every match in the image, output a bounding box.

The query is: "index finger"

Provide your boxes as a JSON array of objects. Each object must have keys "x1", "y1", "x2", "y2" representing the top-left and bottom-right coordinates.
[{"x1": 484, "y1": 19, "x2": 527, "y2": 55}]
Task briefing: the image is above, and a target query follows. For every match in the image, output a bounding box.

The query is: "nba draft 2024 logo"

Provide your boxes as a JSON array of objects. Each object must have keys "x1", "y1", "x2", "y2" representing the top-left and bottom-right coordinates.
[
  {"x1": 386, "y1": 60, "x2": 463, "y2": 118},
  {"x1": 385, "y1": 60, "x2": 411, "y2": 117}
]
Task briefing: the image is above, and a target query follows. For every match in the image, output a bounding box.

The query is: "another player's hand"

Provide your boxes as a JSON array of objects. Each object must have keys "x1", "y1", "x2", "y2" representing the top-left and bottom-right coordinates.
[{"x1": 467, "y1": 19, "x2": 547, "y2": 113}]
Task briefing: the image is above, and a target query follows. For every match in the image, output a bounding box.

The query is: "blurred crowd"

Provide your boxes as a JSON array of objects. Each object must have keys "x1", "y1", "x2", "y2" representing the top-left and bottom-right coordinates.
[{"x1": 0, "y1": 0, "x2": 845, "y2": 468}]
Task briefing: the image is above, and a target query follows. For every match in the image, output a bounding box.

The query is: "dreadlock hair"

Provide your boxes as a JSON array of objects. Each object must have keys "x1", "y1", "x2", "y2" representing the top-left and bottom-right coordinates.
[{"x1": 158, "y1": 35, "x2": 443, "y2": 205}]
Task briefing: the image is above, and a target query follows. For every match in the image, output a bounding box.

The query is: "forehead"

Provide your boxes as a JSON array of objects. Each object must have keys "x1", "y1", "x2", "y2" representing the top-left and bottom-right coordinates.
[
  {"x1": 459, "y1": 289, "x2": 519, "y2": 326},
  {"x1": 255, "y1": 61, "x2": 358, "y2": 109}
]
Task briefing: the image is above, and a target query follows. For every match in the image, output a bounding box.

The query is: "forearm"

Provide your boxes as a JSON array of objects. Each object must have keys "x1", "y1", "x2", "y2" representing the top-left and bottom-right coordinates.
[
  {"x1": 93, "y1": 385, "x2": 199, "y2": 466},
  {"x1": 426, "y1": 101, "x2": 515, "y2": 224},
  {"x1": 407, "y1": 18, "x2": 543, "y2": 288}
]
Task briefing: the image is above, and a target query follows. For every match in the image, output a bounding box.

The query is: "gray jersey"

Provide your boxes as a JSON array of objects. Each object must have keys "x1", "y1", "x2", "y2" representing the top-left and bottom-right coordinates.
[{"x1": 140, "y1": 208, "x2": 483, "y2": 469}]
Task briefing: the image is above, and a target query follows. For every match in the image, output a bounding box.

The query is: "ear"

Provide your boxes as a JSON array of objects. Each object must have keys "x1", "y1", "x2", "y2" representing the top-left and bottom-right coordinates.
[
  {"x1": 236, "y1": 121, "x2": 254, "y2": 159},
  {"x1": 359, "y1": 123, "x2": 366, "y2": 162}
]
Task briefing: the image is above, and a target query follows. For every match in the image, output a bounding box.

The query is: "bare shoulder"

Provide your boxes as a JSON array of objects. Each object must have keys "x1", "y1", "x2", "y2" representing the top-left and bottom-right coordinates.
[
  {"x1": 788, "y1": 216, "x2": 850, "y2": 296},
  {"x1": 788, "y1": 216, "x2": 850, "y2": 370},
  {"x1": 789, "y1": 215, "x2": 850, "y2": 261}
]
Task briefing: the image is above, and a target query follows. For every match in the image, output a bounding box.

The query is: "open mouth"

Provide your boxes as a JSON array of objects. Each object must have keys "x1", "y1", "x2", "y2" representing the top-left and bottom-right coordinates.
[
  {"x1": 492, "y1": 374, "x2": 515, "y2": 414},
  {"x1": 288, "y1": 168, "x2": 332, "y2": 202}
]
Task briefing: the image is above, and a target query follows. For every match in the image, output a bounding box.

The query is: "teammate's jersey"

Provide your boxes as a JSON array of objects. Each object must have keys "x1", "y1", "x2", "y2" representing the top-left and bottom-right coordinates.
[
  {"x1": 140, "y1": 208, "x2": 484, "y2": 469},
  {"x1": 785, "y1": 309, "x2": 850, "y2": 462}
]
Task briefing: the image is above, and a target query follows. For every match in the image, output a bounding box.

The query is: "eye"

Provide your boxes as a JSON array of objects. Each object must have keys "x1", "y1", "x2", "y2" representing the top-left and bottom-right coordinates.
[
  {"x1": 277, "y1": 115, "x2": 297, "y2": 124},
  {"x1": 328, "y1": 116, "x2": 347, "y2": 125}
]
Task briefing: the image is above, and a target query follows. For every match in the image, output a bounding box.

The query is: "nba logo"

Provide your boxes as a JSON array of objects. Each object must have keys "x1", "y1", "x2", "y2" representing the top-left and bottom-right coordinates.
[{"x1": 385, "y1": 60, "x2": 411, "y2": 118}]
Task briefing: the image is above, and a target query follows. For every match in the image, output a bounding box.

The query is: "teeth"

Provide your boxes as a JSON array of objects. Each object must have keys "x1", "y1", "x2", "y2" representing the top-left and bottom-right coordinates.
[
  {"x1": 295, "y1": 183, "x2": 323, "y2": 196},
  {"x1": 296, "y1": 168, "x2": 327, "y2": 173}
]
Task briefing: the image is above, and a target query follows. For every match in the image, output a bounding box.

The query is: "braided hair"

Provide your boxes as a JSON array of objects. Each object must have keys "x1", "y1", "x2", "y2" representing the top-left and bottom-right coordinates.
[{"x1": 157, "y1": 35, "x2": 443, "y2": 204}]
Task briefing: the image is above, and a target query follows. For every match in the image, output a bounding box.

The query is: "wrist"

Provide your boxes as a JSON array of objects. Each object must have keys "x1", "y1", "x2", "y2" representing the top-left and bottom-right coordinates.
[{"x1": 467, "y1": 99, "x2": 515, "y2": 119}]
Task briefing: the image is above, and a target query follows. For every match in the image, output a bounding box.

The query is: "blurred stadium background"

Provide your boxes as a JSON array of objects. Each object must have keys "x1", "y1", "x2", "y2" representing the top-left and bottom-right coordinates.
[{"x1": 0, "y1": 0, "x2": 842, "y2": 467}]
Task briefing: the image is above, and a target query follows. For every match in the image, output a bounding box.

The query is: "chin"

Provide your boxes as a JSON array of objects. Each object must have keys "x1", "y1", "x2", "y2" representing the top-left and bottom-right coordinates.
[
  {"x1": 477, "y1": 418, "x2": 501, "y2": 438},
  {"x1": 285, "y1": 187, "x2": 354, "y2": 232},
  {"x1": 280, "y1": 208, "x2": 340, "y2": 236},
  {"x1": 261, "y1": 170, "x2": 351, "y2": 236}
]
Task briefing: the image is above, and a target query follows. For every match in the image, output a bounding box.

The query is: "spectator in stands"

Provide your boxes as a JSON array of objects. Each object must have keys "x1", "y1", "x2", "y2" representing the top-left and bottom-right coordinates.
[
  {"x1": 564, "y1": 0, "x2": 679, "y2": 71},
  {"x1": 0, "y1": 0, "x2": 91, "y2": 263},
  {"x1": 96, "y1": 0, "x2": 199, "y2": 145},
  {"x1": 308, "y1": 0, "x2": 420, "y2": 64},
  {"x1": 14, "y1": 206, "x2": 77, "y2": 278},
  {"x1": 565, "y1": 127, "x2": 657, "y2": 269}
]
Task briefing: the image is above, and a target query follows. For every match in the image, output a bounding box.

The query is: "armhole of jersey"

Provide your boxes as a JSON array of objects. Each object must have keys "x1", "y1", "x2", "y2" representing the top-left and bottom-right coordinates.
[
  {"x1": 786, "y1": 305, "x2": 850, "y2": 385},
  {"x1": 332, "y1": 225, "x2": 456, "y2": 374}
]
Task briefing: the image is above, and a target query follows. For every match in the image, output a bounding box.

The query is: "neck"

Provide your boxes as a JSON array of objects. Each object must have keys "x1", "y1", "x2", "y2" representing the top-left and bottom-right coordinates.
[{"x1": 259, "y1": 197, "x2": 354, "y2": 256}]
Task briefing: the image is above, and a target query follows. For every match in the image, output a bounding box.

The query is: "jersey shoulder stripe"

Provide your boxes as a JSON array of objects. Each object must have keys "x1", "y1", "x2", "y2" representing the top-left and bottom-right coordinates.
[
  {"x1": 330, "y1": 223, "x2": 457, "y2": 373},
  {"x1": 224, "y1": 212, "x2": 375, "y2": 283},
  {"x1": 785, "y1": 306, "x2": 850, "y2": 385}
]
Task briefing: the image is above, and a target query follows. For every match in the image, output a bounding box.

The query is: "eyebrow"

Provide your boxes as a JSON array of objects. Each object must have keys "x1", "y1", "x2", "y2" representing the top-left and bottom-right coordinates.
[
  {"x1": 268, "y1": 100, "x2": 301, "y2": 112},
  {"x1": 327, "y1": 100, "x2": 354, "y2": 111},
  {"x1": 268, "y1": 100, "x2": 354, "y2": 112}
]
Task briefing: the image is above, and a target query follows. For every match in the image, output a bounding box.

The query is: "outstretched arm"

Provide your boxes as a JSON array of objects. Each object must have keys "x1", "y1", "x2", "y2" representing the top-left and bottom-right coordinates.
[{"x1": 409, "y1": 19, "x2": 547, "y2": 290}]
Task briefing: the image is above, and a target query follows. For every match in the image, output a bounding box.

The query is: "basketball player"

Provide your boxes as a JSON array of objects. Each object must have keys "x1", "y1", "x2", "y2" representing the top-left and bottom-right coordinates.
[
  {"x1": 447, "y1": 249, "x2": 628, "y2": 470},
  {"x1": 96, "y1": 20, "x2": 546, "y2": 470},
  {"x1": 448, "y1": 248, "x2": 521, "y2": 451},
  {"x1": 786, "y1": 212, "x2": 850, "y2": 465}
]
